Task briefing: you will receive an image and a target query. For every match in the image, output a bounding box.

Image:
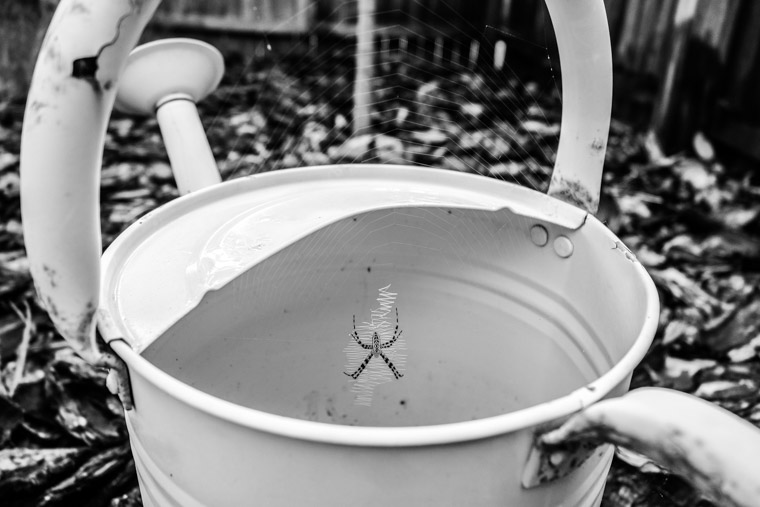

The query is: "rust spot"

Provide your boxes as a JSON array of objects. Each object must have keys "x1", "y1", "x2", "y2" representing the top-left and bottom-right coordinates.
[
  {"x1": 590, "y1": 138, "x2": 605, "y2": 153},
  {"x1": 72, "y1": 56, "x2": 98, "y2": 79},
  {"x1": 42, "y1": 293, "x2": 60, "y2": 321},
  {"x1": 70, "y1": 0, "x2": 142, "y2": 94},
  {"x1": 45, "y1": 44, "x2": 61, "y2": 63},
  {"x1": 69, "y1": 1, "x2": 91, "y2": 15},
  {"x1": 549, "y1": 177, "x2": 597, "y2": 213},
  {"x1": 42, "y1": 264, "x2": 58, "y2": 288},
  {"x1": 76, "y1": 301, "x2": 97, "y2": 340},
  {"x1": 526, "y1": 432, "x2": 601, "y2": 486},
  {"x1": 29, "y1": 100, "x2": 49, "y2": 126},
  {"x1": 72, "y1": 56, "x2": 101, "y2": 94}
]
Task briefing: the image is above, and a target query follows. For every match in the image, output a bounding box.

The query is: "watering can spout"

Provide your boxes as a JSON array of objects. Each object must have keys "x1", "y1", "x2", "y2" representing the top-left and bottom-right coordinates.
[{"x1": 114, "y1": 39, "x2": 226, "y2": 194}]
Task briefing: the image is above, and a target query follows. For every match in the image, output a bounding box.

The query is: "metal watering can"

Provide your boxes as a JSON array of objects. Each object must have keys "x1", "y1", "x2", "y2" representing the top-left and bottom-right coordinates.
[{"x1": 19, "y1": 0, "x2": 760, "y2": 506}]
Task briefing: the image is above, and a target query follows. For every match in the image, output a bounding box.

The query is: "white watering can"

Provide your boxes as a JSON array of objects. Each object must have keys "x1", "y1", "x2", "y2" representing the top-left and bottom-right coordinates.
[{"x1": 19, "y1": 1, "x2": 760, "y2": 506}]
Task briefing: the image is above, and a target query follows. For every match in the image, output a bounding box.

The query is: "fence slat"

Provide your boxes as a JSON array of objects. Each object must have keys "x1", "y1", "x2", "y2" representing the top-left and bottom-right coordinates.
[
  {"x1": 604, "y1": 0, "x2": 628, "y2": 49},
  {"x1": 353, "y1": 0, "x2": 375, "y2": 135},
  {"x1": 615, "y1": 0, "x2": 644, "y2": 67},
  {"x1": 725, "y1": 1, "x2": 760, "y2": 110},
  {"x1": 647, "y1": 0, "x2": 677, "y2": 76}
]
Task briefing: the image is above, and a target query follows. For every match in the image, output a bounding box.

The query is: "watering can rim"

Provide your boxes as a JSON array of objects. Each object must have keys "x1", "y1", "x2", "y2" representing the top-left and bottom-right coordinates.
[
  {"x1": 111, "y1": 274, "x2": 657, "y2": 447},
  {"x1": 100, "y1": 164, "x2": 660, "y2": 446}
]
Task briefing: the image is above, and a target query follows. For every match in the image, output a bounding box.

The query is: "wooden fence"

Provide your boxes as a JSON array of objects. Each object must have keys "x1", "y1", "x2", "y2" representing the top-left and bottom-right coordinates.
[
  {"x1": 153, "y1": 0, "x2": 315, "y2": 33},
  {"x1": 486, "y1": 0, "x2": 756, "y2": 156}
]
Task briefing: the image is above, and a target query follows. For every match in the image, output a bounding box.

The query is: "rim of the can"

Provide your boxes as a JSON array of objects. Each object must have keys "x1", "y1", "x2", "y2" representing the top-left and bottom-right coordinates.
[{"x1": 104, "y1": 166, "x2": 659, "y2": 448}]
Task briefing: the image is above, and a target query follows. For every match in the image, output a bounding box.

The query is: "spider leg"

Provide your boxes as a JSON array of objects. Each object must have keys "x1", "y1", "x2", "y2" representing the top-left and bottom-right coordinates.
[
  {"x1": 344, "y1": 352, "x2": 373, "y2": 379},
  {"x1": 349, "y1": 331, "x2": 373, "y2": 349},
  {"x1": 380, "y1": 329, "x2": 402, "y2": 348},
  {"x1": 349, "y1": 315, "x2": 372, "y2": 349},
  {"x1": 380, "y1": 308, "x2": 402, "y2": 348},
  {"x1": 379, "y1": 351, "x2": 404, "y2": 379}
]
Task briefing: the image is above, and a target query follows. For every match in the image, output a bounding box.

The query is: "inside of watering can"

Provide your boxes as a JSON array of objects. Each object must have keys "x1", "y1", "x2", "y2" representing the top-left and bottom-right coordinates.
[
  {"x1": 141, "y1": 206, "x2": 650, "y2": 427},
  {"x1": 124, "y1": 0, "x2": 627, "y2": 426}
]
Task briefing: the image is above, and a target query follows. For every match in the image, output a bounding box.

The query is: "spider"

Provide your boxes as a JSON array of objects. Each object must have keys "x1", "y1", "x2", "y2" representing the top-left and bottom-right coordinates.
[{"x1": 344, "y1": 308, "x2": 404, "y2": 380}]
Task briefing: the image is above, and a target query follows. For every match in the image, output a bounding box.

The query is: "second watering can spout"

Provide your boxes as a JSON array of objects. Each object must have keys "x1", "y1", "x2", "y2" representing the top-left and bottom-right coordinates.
[{"x1": 114, "y1": 38, "x2": 224, "y2": 194}]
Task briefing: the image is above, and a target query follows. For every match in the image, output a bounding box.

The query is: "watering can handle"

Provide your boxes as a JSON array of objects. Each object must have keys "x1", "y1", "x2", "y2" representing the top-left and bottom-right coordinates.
[
  {"x1": 544, "y1": 0, "x2": 612, "y2": 214},
  {"x1": 19, "y1": 0, "x2": 610, "y2": 357},
  {"x1": 523, "y1": 387, "x2": 760, "y2": 507},
  {"x1": 20, "y1": 0, "x2": 162, "y2": 363}
]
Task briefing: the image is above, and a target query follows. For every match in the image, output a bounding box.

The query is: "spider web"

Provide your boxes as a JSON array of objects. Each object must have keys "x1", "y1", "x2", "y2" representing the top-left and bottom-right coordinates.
[
  {"x1": 198, "y1": 0, "x2": 562, "y2": 194},
  {"x1": 342, "y1": 284, "x2": 407, "y2": 406},
  {"x1": 136, "y1": 0, "x2": 586, "y2": 424}
]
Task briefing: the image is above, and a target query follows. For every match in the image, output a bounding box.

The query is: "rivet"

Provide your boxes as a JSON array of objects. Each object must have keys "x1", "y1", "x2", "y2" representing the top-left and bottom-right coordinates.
[
  {"x1": 530, "y1": 225, "x2": 549, "y2": 247},
  {"x1": 549, "y1": 451, "x2": 566, "y2": 467},
  {"x1": 553, "y1": 235, "x2": 574, "y2": 258}
]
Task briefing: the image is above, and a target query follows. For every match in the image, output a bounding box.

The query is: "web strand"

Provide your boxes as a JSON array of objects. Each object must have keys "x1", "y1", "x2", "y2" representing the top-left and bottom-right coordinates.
[{"x1": 197, "y1": 0, "x2": 563, "y2": 194}]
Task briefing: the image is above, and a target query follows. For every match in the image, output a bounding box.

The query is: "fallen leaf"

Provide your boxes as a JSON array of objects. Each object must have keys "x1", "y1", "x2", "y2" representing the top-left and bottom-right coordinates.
[
  {"x1": 460, "y1": 102, "x2": 484, "y2": 119},
  {"x1": 617, "y1": 194, "x2": 652, "y2": 218},
  {"x1": 727, "y1": 335, "x2": 760, "y2": 363},
  {"x1": 146, "y1": 162, "x2": 173, "y2": 181},
  {"x1": 328, "y1": 134, "x2": 373, "y2": 162},
  {"x1": 662, "y1": 320, "x2": 698, "y2": 346},
  {"x1": 521, "y1": 119, "x2": 560, "y2": 136},
  {"x1": 442, "y1": 155, "x2": 473, "y2": 173},
  {"x1": 701, "y1": 296, "x2": 760, "y2": 353},
  {"x1": 692, "y1": 131, "x2": 715, "y2": 162},
  {"x1": 374, "y1": 135, "x2": 405, "y2": 164},
  {"x1": 0, "y1": 447, "x2": 89, "y2": 496},
  {"x1": 39, "y1": 445, "x2": 132, "y2": 506},
  {"x1": 0, "y1": 171, "x2": 20, "y2": 198},
  {"x1": 694, "y1": 379, "x2": 758, "y2": 401},
  {"x1": 411, "y1": 129, "x2": 448, "y2": 145},
  {"x1": 0, "y1": 394, "x2": 22, "y2": 445},
  {"x1": 488, "y1": 162, "x2": 523, "y2": 178},
  {"x1": 302, "y1": 121, "x2": 329, "y2": 152},
  {"x1": 664, "y1": 356, "x2": 717, "y2": 377},
  {"x1": 0, "y1": 152, "x2": 19, "y2": 171},
  {"x1": 675, "y1": 160, "x2": 714, "y2": 191},
  {"x1": 720, "y1": 207, "x2": 760, "y2": 229}
]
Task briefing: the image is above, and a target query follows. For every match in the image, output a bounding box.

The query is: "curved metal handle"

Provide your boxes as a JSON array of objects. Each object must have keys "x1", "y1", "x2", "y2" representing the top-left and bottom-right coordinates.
[
  {"x1": 20, "y1": 0, "x2": 162, "y2": 361},
  {"x1": 20, "y1": 0, "x2": 612, "y2": 361},
  {"x1": 523, "y1": 388, "x2": 760, "y2": 507},
  {"x1": 545, "y1": 0, "x2": 612, "y2": 214}
]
